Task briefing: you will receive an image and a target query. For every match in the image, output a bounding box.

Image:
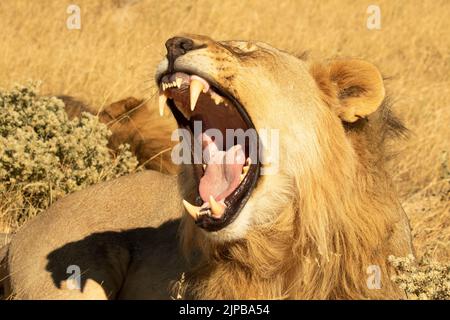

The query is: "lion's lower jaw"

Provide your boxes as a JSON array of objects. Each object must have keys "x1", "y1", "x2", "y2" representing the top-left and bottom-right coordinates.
[
  {"x1": 199, "y1": 176, "x2": 292, "y2": 242},
  {"x1": 198, "y1": 201, "x2": 263, "y2": 242},
  {"x1": 197, "y1": 194, "x2": 288, "y2": 243},
  {"x1": 200, "y1": 218, "x2": 250, "y2": 242}
]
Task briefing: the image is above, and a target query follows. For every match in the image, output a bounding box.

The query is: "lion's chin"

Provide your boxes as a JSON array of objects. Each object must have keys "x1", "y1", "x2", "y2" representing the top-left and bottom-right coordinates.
[{"x1": 157, "y1": 71, "x2": 261, "y2": 232}]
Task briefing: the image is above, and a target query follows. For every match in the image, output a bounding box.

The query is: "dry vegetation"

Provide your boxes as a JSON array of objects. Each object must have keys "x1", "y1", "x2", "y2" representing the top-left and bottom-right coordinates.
[
  {"x1": 0, "y1": 83, "x2": 138, "y2": 230},
  {"x1": 0, "y1": 0, "x2": 448, "y2": 297}
]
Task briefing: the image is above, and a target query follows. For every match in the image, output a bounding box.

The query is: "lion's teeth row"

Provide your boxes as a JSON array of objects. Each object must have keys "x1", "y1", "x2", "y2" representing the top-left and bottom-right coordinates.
[
  {"x1": 158, "y1": 76, "x2": 225, "y2": 116},
  {"x1": 161, "y1": 79, "x2": 182, "y2": 90},
  {"x1": 182, "y1": 196, "x2": 226, "y2": 220}
]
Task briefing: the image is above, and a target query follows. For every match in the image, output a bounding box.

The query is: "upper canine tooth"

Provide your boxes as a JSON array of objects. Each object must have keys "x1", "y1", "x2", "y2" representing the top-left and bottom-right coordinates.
[
  {"x1": 209, "y1": 195, "x2": 225, "y2": 218},
  {"x1": 176, "y1": 77, "x2": 182, "y2": 88},
  {"x1": 182, "y1": 199, "x2": 201, "y2": 220},
  {"x1": 190, "y1": 79, "x2": 204, "y2": 111},
  {"x1": 158, "y1": 93, "x2": 167, "y2": 117}
]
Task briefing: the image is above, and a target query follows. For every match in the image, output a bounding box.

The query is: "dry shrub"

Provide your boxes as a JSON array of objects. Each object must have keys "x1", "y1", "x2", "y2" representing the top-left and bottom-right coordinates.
[
  {"x1": 389, "y1": 254, "x2": 450, "y2": 300},
  {"x1": 0, "y1": 83, "x2": 138, "y2": 230}
]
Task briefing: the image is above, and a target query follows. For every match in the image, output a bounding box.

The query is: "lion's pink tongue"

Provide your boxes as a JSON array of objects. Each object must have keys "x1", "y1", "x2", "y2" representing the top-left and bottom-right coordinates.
[{"x1": 199, "y1": 142, "x2": 245, "y2": 203}]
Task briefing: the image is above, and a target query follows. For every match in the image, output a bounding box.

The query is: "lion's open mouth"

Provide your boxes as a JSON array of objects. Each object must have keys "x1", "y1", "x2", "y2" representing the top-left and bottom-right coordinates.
[{"x1": 158, "y1": 72, "x2": 260, "y2": 232}]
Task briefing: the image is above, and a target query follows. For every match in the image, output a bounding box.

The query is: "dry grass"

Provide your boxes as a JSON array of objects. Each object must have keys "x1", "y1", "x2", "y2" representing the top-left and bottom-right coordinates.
[{"x1": 0, "y1": 0, "x2": 448, "y2": 272}]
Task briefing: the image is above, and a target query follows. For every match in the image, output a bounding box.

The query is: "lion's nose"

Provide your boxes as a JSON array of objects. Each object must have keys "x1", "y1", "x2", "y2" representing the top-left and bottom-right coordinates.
[{"x1": 165, "y1": 36, "x2": 195, "y2": 72}]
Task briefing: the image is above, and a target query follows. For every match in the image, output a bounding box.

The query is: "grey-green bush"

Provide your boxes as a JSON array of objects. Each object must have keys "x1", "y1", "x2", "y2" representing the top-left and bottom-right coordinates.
[
  {"x1": 0, "y1": 82, "x2": 138, "y2": 229},
  {"x1": 389, "y1": 254, "x2": 450, "y2": 300}
]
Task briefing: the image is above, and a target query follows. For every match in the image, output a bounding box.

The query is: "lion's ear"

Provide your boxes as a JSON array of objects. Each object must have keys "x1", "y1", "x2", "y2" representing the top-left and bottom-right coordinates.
[{"x1": 311, "y1": 59, "x2": 385, "y2": 122}]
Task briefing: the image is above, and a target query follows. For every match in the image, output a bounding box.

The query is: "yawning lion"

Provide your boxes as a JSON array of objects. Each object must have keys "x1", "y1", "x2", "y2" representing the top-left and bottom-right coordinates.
[{"x1": 0, "y1": 34, "x2": 413, "y2": 299}]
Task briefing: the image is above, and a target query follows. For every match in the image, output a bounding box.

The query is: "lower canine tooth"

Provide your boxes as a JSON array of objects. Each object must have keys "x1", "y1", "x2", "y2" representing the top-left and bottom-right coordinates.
[
  {"x1": 158, "y1": 93, "x2": 167, "y2": 117},
  {"x1": 242, "y1": 165, "x2": 249, "y2": 174},
  {"x1": 190, "y1": 79, "x2": 204, "y2": 111},
  {"x1": 209, "y1": 196, "x2": 225, "y2": 217},
  {"x1": 182, "y1": 200, "x2": 201, "y2": 220}
]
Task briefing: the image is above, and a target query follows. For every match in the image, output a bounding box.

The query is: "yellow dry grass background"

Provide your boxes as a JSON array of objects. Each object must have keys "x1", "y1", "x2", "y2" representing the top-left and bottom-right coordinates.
[{"x1": 0, "y1": 0, "x2": 449, "y2": 262}]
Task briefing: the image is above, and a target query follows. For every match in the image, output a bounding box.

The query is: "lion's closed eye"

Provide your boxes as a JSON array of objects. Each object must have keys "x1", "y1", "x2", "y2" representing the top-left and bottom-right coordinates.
[{"x1": 223, "y1": 41, "x2": 259, "y2": 54}]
